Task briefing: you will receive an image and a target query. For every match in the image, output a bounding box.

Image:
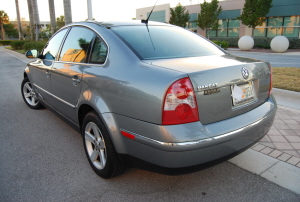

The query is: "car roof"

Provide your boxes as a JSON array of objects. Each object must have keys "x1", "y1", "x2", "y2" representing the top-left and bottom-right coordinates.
[{"x1": 77, "y1": 20, "x2": 172, "y2": 28}]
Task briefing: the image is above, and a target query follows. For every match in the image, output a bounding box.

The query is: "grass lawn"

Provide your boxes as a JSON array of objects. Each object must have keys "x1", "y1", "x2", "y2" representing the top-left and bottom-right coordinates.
[
  {"x1": 272, "y1": 67, "x2": 300, "y2": 92},
  {"x1": 4, "y1": 46, "x2": 27, "y2": 54}
]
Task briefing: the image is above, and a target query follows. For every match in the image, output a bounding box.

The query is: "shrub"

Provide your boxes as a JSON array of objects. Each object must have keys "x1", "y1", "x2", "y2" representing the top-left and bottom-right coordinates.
[
  {"x1": 11, "y1": 40, "x2": 27, "y2": 50},
  {"x1": 212, "y1": 40, "x2": 229, "y2": 49},
  {"x1": 210, "y1": 37, "x2": 239, "y2": 47},
  {"x1": 288, "y1": 38, "x2": 300, "y2": 49},
  {"x1": 23, "y1": 41, "x2": 47, "y2": 52},
  {"x1": 0, "y1": 40, "x2": 13, "y2": 45}
]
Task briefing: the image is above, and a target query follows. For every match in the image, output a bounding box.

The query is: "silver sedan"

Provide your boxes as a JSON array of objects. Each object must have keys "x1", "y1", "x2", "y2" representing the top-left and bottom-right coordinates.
[{"x1": 21, "y1": 20, "x2": 276, "y2": 178}]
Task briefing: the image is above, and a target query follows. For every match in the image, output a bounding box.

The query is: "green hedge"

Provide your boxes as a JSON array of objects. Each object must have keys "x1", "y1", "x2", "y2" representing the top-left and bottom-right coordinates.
[
  {"x1": 210, "y1": 37, "x2": 300, "y2": 49},
  {"x1": 0, "y1": 40, "x2": 14, "y2": 45},
  {"x1": 23, "y1": 41, "x2": 47, "y2": 52},
  {"x1": 11, "y1": 40, "x2": 27, "y2": 50},
  {"x1": 210, "y1": 37, "x2": 239, "y2": 47},
  {"x1": 212, "y1": 40, "x2": 229, "y2": 49},
  {"x1": 9, "y1": 40, "x2": 46, "y2": 52}
]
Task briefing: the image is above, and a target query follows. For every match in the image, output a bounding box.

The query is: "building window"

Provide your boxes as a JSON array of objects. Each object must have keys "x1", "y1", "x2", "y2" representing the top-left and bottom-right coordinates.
[
  {"x1": 147, "y1": 10, "x2": 166, "y2": 23},
  {"x1": 186, "y1": 13, "x2": 198, "y2": 31},
  {"x1": 207, "y1": 19, "x2": 240, "y2": 37},
  {"x1": 187, "y1": 22, "x2": 197, "y2": 29},
  {"x1": 254, "y1": 15, "x2": 300, "y2": 38}
]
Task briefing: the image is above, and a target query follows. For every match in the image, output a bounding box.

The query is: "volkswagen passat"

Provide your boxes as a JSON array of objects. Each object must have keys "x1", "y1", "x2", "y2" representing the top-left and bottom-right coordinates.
[{"x1": 22, "y1": 21, "x2": 276, "y2": 178}]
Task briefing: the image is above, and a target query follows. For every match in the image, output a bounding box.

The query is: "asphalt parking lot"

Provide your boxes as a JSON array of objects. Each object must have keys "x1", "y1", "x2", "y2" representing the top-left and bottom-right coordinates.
[{"x1": 1, "y1": 46, "x2": 299, "y2": 201}]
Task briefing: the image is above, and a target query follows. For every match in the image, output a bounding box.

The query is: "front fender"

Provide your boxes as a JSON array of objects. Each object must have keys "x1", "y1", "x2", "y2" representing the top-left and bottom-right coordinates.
[{"x1": 24, "y1": 66, "x2": 30, "y2": 78}]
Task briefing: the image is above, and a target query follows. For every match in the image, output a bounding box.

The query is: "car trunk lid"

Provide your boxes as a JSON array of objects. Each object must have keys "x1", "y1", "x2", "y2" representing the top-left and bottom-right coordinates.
[{"x1": 145, "y1": 54, "x2": 271, "y2": 125}]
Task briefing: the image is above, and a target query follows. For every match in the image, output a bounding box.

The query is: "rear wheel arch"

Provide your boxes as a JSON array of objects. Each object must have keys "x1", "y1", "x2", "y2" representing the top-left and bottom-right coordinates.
[
  {"x1": 77, "y1": 103, "x2": 124, "y2": 153},
  {"x1": 78, "y1": 104, "x2": 96, "y2": 131}
]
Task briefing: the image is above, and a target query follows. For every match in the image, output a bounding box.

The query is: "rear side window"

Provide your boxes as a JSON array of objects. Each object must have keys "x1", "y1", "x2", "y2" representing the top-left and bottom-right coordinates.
[
  {"x1": 42, "y1": 28, "x2": 68, "y2": 60},
  {"x1": 111, "y1": 26, "x2": 225, "y2": 60},
  {"x1": 89, "y1": 37, "x2": 108, "y2": 64},
  {"x1": 59, "y1": 27, "x2": 95, "y2": 63}
]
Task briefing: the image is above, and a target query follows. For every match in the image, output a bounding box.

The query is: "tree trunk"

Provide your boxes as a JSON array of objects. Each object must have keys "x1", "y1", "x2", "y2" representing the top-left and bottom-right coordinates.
[
  {"x1": 15, "y1": 0, "x2": 24, "y2": 40},
  {"x1": 1, "y1": 24, "x2": 5, "y2": 40},
  {"x1": 27, "y1": 0, "x2": 34, "y2": 40},
  {"x1": 31, "y1": 0, "x2": 40, "y2": 41},
  {"x1": 63, "y1": 0, "x2": 72, "y2": 25},
  {"x1": 48, "y1": 0, "x2": 56, "y2": 35}
]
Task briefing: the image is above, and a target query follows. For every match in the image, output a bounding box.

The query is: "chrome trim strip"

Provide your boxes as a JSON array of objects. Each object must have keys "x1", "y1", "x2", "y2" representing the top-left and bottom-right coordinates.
[
  {"x1": 120, "y1": 114, "x2": 268, "y2": 148},
  {"x1": 34, "y1": 84, "x2": 75, "y2": 108},
  {"x1": 120, "y1": 129, "x2": 213, "y2": 146}
]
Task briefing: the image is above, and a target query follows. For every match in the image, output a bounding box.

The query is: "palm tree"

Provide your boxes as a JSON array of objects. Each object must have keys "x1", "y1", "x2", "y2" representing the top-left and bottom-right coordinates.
[
  {"x1": 63, "y1": 0, "x2": 72, "y2": 25},
  {"x1": 27, "y1": 0, "x2": 34, "y2": 39},
  {"x1": 56, "y1": 15, "x2": 65, "y2": 29},
  {"x1": 31, "y1": 0, "x2": 40, "y2": 41},
  {"x1": 15, "y1": 0, "x2": 24, "y2": 40},
  {"x1": 0, "y1": 10, "x2": 9, "y2": 40},
  {"x1": 48, "y1": 0, "x2": 56, "y2": 34}
]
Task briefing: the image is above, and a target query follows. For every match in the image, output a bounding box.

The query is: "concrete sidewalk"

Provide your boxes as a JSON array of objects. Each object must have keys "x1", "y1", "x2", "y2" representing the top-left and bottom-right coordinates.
[{"x1": 3, "y1": 46, "x2": 300, "y2": 195}]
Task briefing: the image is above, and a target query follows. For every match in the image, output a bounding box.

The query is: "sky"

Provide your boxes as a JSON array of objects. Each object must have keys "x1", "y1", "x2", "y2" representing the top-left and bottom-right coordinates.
[{"x1": 2, "y1": 0, "x2": 204, "y2": 22}]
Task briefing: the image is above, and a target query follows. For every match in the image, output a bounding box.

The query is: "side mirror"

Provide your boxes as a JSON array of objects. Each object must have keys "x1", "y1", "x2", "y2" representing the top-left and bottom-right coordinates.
[{"x1": 25, "y1": 49, "x2": 39, "y2": 58}]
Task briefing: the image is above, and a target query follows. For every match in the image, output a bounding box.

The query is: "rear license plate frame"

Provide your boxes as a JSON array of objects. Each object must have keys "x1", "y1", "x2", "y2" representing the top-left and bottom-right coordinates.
[{"x1": 231, "y1": 81, "x2": 256, "y2": 108}]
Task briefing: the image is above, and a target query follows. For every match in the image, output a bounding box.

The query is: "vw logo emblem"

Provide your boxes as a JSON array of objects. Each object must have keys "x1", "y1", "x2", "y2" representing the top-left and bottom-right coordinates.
[{"x1": 241, "y1": 67, "x2": 249, "y2": 79}]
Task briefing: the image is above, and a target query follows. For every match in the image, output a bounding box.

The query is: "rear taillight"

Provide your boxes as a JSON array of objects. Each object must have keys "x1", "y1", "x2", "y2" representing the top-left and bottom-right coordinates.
[
  {"x1": 268, "y1": 64, "x2": 272, "y2": 96},
  {"x1": 162, "y1": 77, "x2": 199, "y2": 125}
]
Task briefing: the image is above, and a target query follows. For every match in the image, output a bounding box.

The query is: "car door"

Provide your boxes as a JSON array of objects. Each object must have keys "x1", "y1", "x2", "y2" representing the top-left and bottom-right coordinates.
[
  {"x1": 28, "y1": 28, "x2": 69, "y2": 102},
  {"x1": 50, "y1": 26, "x2": 95, "y2": 122}
]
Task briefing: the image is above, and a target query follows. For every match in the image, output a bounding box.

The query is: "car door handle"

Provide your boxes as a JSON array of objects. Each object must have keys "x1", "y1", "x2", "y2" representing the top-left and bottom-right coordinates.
[{"x1": 72, "y1": 76, "x2": 81, "y2": 86}]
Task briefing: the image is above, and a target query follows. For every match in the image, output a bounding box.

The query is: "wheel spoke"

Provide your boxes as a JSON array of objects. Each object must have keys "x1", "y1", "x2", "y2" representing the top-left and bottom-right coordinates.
[
  {"x1": 24, "y1": 83, "x2": 32, "y2": 91},
  {"x1": 91, "y1": 123, "x2": 101, "y2": 139},
  {"x1": 24, "y1": 92, "x2": 31, "y2": 98},
  {"x1": 90, "y1": 150, "x2": 99, "y2": 162},
  {"x1": 85, "y1": 131, "x2": 95, "y2": 143},
  {"x1": 31, "y1": 96, "x2": 36, "y2": 104},
  {"x1": 99, "y1": 149, "x2": 106, "y2": 167}
]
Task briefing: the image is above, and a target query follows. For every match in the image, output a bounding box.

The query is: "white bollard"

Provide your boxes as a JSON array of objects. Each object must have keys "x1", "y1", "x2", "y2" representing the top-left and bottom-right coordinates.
[
  {"x1": 238, "y1": 36, "x2": 254, "y2": 51},
  {"x1": 271, "y1": 36, "x2": 289, "y2": 53}
]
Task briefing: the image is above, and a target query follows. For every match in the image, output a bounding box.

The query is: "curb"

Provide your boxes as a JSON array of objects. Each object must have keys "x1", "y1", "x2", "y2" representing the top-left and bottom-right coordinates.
[
  {"x1": 229, "y1": 149, "x2": 300, "y2": 195},
  {"x1": 272, "y1": 88, "x2": 300, "y2": 110},
  {"x1": 2, "y1": 47, "x2": 33, "y2": 64}
]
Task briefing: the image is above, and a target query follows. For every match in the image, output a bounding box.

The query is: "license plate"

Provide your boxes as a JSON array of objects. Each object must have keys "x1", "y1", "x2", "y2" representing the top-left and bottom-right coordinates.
[{"x1": 231, "y1": 81, "x2": 256, "y2": 107}]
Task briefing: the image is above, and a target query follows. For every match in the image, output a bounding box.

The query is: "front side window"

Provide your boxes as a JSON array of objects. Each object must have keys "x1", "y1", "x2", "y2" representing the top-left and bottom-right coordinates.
[
  {"x1": 90, "y1": 37, "x2": 108, "y2": 64},
  {"x1": 59, "y1": 27, "x2": 95, "y2": 63},
  {"x1": 42, "y1": 28, "x2": 68, "y2": 60},
  {"x1": 112, "y1": 26, "x2": 225, "y2": 60}
]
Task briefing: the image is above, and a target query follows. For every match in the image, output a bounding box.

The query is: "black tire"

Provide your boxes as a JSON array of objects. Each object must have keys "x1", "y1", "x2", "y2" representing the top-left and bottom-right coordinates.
[
  {"x1": 21, "y1": 77, "x2": 44, "y2": 109},
  {"x1": 82, "y1": 111, "x2": 126, "y2": 179}
]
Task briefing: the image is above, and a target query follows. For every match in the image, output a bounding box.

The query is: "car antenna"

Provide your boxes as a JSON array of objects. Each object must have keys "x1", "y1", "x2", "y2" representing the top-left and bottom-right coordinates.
[{"x1": 141, "y1": 0, "x2": 158, "y2": 24}]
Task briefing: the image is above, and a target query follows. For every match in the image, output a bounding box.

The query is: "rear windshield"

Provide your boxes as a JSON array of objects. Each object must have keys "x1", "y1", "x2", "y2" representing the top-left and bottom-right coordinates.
[{"x1": 111, "y1": 25, "x2": 225, "y2": 60}]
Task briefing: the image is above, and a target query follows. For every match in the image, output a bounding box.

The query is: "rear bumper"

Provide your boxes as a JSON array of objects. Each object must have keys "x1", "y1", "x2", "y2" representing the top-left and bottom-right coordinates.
[{"x1": 109, "y1": 95, "x2": 277, "y2": 168}]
